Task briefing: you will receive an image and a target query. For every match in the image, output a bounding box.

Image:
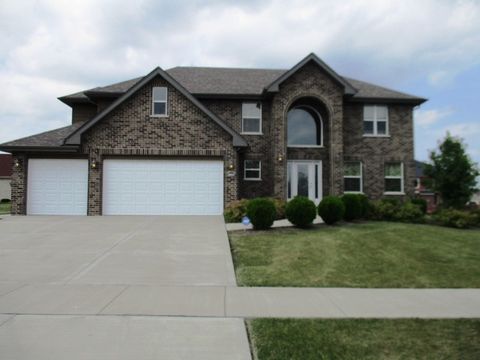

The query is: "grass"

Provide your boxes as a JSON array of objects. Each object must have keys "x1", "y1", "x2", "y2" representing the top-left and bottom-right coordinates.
[
  {"x1": 229, "y1": 222, "x2": 480, "y2": 288},
  {"x1": 248, "y1": 318, "x2": 480, "y2": 360},
  {"x1": 0, "y1": 202, "x2": 10, "y2": 214}
]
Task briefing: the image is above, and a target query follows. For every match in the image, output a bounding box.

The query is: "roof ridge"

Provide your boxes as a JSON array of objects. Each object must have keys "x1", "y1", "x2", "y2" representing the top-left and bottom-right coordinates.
[{"x1": 167, "y1": 65, "x2": 287, "y2": 71}]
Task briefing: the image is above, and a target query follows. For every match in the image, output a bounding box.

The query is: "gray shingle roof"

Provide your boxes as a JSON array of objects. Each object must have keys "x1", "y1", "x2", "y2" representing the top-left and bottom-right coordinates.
[
  {"x1": 0, "y1": 123, "x2": 82, "y2": 149},
  {"x1": 59, "y1": 66, "x2": 425, "y2": 102}
]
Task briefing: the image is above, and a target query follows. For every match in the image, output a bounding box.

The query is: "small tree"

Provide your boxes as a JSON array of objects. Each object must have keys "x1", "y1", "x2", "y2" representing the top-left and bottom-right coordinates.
[{"x1": 424, "y1": 133, "x2": 479, "y2": 208}]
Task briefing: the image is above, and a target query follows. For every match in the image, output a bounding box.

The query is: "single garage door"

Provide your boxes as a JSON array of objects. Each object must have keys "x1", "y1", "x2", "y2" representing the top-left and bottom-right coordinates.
[
  {"x1": 27, "y1": 159, "x2": 88, "y2": 215},
  {"x1": 103, "y1": 159, "x2": 224, "y2": 215}
]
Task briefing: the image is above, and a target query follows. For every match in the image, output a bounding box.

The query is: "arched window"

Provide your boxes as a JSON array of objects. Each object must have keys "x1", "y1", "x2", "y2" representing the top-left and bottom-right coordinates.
[{"x1": 287, "y1": 106, "x2": 322, "y2": 146}]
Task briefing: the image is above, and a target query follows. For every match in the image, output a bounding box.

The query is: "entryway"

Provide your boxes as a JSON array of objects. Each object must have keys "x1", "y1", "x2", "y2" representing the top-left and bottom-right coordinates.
[{"x1": 287, "y1": 160, "x2": 322, "y2": 204}]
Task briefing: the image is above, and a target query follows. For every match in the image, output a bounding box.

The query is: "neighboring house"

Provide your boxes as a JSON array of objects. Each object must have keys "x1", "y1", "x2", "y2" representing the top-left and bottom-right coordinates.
[
  {"x1": 414, "y1": 160, "x2": 438, "y2": 213},
  {"x1": 0, "y1": 53, "x2": 426, "y2": 215},
  {"x1": 0, "y1": 154, "x2": 12, "y2": 201}
]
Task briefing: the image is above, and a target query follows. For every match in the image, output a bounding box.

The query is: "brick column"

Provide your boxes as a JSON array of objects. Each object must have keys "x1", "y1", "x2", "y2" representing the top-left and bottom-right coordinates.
[{"x1": 10, "y1": 154, "x2": 27, "y2": 215}]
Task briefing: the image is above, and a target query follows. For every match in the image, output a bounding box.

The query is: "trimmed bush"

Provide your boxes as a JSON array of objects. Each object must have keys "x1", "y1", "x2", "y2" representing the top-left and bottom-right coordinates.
[
  {"x1": 285, "y1": 196, "x2": 317, "y2": 228},
  {"x1": 394, "y1": 202, "x2": 425, "y2": 223},
  {"x1": 356, "y1": 194, "x2": 371, "y2": 219},
  {"x1": 317, "y1": 196, "x2": 345, "y2": 225},
  {"x1": 341, "y1": 194, "x2": 362, "y2": 221},
  {"x1": 433, "y1": 209, "x2": 476, "y2": 229},
  {"x1": 0, "y1": 198, "x2": 10, "y2": 204},
  {"x1": 224, "y1": 199, "x2": 249, "y2": 223},
  {"x1": 370, "y1": 199, "x2": 398, "y2": 221},
  {"x1": 411, "y1": 198, "x2": 428, "y2": 214},
  {"x1": 246, "y1": 198, "x2": 276, "y2": 230}
]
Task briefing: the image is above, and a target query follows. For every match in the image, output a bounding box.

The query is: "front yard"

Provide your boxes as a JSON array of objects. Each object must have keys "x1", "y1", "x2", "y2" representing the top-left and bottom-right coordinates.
[
  {"x1": 229, "y1": 222, "x2": 480, "y2": 288},
  {"x1": 248, "y1": 318, "x2": 480, "y2": 359}
]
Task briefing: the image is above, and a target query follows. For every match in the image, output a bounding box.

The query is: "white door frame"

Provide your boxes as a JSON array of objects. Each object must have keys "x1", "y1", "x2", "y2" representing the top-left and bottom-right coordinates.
[{"x1": 287, "y1": 160, "x2": 323, "y2": 205}]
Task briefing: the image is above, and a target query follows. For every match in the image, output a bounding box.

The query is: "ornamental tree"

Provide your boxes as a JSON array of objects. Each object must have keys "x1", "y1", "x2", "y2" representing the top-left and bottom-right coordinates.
[{"x1": 424, "y1": 133, "x2": 479, "y2": 208}]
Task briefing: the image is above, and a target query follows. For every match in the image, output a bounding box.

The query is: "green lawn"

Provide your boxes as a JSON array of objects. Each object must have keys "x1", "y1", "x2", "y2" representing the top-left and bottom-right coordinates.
[
  {"x1": 248, "y1": 319, "x2": 480, "y2": 360},
  {"x1": 229, "y1": 222, "x2": 480, "y2": 288},
  {"x1": 0, "y1": 202, "x2": 10, "y2": 214}
]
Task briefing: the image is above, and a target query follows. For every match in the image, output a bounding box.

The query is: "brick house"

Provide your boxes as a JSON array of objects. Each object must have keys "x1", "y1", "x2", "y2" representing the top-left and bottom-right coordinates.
[{"x1": 0, "y1": 53, "x2": 426, "y2": 215}]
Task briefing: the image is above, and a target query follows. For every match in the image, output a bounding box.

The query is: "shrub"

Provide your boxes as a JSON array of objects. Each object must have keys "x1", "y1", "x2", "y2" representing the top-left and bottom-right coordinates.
[
  {"x1": 394, "y1": 202, "x2": 425, "y2": 223},
  {"x1": 433, "y1": 208, "x2": 476, "y2": 229},
  {"x1": 271, "y1": 198, "x2": 287, "y2": 220},
  {"x1": 246, "y1": 198, "x2": 276, "y2": 230},
  {"x1": 341, "y1": 194, "x2": 362, "y2": 221},
  {"x1": 356, "y1": 194, "x2": 372, "y2": 219},
  {"x1": 411, "y1": 198, "x2": 428, "y2": 214},
  {"x1": 224, "y1": 199, "x2": 249, "y2": 223},
  {"x1": 370, "y1": 199, "x2": 398, "y2": 221},
  {"x1": 318, "y1": 196, "x2": 345, "y2": 225},
  {"x1": 285, "y1": 196, "x2": 317, "y2": 228},
  {"x1": 0, "y1": 199, "x2": 11, "y2": 204}
]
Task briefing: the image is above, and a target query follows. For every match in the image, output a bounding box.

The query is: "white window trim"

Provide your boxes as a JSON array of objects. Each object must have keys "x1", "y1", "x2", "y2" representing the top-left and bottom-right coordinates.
[
  {"x1": 287, "y1": 105, "x2": 324, "y2": 147},
  {"x1": 244, "y1": 160, "x2": 262, "y2": 181},
  {"x1": 363, "y1": 105, "x2": 389, "y2": 137},
  {"x1": 344, "y1": 161, "x2": 363, "y2": 193},
  {"x1": 384, "y1": 162, "x2": 404, "y2": 195},
  {"x1": 151, "y1": 87, "x2": 168, "y2": 117},
  {"x1": 241, "y1": 102, "x2": 262, "y2": 135}
]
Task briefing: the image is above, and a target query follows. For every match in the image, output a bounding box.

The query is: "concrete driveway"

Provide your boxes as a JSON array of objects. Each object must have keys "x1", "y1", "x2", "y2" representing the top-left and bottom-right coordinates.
[
  {"x1": 0, "y1": 215, "x2": 236, "y2": 286},
  {"x1": 0, "y1": 215, "x2": 250, "y2": 360}
]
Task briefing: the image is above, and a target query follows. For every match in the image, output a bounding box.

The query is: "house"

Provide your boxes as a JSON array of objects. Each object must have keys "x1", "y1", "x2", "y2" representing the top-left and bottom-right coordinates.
[
  {"x1": 0, "y1": 154, "x2": 12, "y2": 201},
  {"x1": 0, "y1": 53, "x2": 426, "y2": 215},
  {"x1": 414, "y1": 160, "x2": 438, "y2": 213}
]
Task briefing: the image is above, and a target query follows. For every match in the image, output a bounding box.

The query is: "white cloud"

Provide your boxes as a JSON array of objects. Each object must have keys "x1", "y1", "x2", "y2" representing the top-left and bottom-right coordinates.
[{"x1": 414, "y1": 108, "x2": 453, "y2": 128}]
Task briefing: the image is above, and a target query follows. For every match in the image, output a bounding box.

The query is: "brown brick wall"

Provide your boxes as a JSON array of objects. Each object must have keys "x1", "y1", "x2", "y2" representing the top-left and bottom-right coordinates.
[
  {"x1": 10, "y1": 154, "x2": 26, "y2": 215},
  {"x1": 82, "y1": 75, "x2": 238, "y2": 215},
  {"x1": 72, "y1": 103, "x2": 97, "y2": 124},
  {"x1": 201, "y1": 99, "x2": 274, "y2": 199},
  {"x1": 343, "y1": 103, "x2": 416, "y2": 199}
]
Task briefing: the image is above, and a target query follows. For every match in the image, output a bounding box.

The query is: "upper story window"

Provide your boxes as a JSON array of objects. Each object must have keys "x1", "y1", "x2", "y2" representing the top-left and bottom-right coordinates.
[
  {"x1": 242, "y1": 103, "x2": 262, "y2": 134},
  {"x1": 363, "y1": 105, "x2": 388, "y2": 136},
  {"x1": 152, "y1": 87, "x2": 168, "y2": 116},
  {"x1": 287, "y1": 106, "x2": 323, "y2": 147},
  {"x1": 384, "y1": 162, "x2": 404, "y2": 194},
  {"x1": 344, "y1": 161, "x2": 363, "y2": 193}
]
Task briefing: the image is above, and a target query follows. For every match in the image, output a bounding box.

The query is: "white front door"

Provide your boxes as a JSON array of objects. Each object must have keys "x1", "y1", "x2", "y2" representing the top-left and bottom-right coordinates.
[
  {"x1": 102, "y1": 159, "x2": 224, "y2": 215},
  {"x1": 287, "y1": 161, "x2": 322, "y2": 205}
]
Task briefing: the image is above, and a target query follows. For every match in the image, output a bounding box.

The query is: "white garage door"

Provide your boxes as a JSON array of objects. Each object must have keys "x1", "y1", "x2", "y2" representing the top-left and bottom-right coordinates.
[
  {"x1": 103, "y1": 159, "x2": 224, "y2": 215},
  {"x1": 27, "y1": 159, "x2": 88, "y2": 215}
]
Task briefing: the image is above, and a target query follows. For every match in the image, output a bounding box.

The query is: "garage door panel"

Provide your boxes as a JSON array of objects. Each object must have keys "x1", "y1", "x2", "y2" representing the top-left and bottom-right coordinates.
[
  {"x1": 27, "y1": 159, "x2": 88, "y2": 215},
  {"x1": 103, "y1": 159, "x2": 223, "y2": 215}
]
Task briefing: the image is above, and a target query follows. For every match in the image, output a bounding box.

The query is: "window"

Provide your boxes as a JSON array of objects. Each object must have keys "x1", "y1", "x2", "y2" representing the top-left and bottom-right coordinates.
[
  {"x1": 287, "y1": 106, "x2": 322, "y2": 146},
  {"x1": 244, "y1": 160, "x2": 261, "y2": 180},
  {"x1": 152, "y1": 87, "x2": 167, "y2": 116},
  {"x1": 242, "y1": 103, "x2": 262, "y2": 134},
  {"x1": 384, "y1": 162, "x2": 404, "y2": 193},
  {"x1": 344, "y1": 162, "x2": 363, "y2": 193},
  {"x1": 364, "y1": 105, "x2": 388, "y2": 136}
]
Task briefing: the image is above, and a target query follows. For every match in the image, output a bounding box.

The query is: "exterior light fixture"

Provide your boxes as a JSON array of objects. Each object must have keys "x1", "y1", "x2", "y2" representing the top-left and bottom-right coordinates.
[
  {"x1": 13, "y1": 160, "x2": 20, "y2": 168},
  {"x1": 277, "y1": 154, "x2": 284, "y2": 162},
  {"x1": 228, "y1": 163, "x2": 235, "y2": 170},
  {"x1": 91, "y1": 160, "x2": 97, "y2": 169}
]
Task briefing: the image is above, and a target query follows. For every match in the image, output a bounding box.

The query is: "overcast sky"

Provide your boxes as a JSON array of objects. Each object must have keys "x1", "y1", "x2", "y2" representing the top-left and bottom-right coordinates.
[{"x1": 1, "y1": 0, "x2": 479, "y2": 166}]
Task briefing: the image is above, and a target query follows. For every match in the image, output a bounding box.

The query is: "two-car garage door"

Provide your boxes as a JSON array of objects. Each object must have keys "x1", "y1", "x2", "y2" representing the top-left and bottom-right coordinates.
[{"x1": 26, "y1": 159, "x2": 223, "y2": 215}]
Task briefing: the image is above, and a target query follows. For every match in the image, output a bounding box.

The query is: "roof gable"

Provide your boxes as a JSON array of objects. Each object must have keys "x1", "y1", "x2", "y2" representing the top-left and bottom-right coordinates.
[
  {"x1": 64, "y1": 67, "x2": 247, "y2": 147},
  {"x1": 264, "y1": 53, "x2": 357, "y2": 95}
]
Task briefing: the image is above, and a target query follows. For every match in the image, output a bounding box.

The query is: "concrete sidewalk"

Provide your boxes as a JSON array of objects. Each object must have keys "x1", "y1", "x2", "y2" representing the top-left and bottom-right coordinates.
[
  {"x1": 225, "y1": 215, "x2": 324, "y2": 231},
  {"x1": 1, "y1": 284, "x2": 479, "y2": 319}
]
